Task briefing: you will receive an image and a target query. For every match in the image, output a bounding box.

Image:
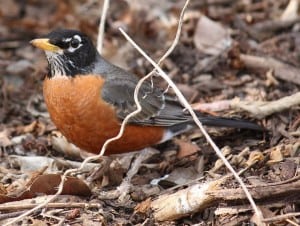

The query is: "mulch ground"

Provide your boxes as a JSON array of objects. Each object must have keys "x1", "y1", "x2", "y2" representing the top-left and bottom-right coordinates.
[{"x1": 0, "y1": 0, "x2": 299, "y2": 225}]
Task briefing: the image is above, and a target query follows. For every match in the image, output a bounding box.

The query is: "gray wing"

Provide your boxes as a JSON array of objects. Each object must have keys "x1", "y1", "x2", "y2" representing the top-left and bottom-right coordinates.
[
  {"x1": 93, "y1": 55, "x2": 189, "y2": 126},
  {"x1": 102, "y1": 78, "x2": 188, "y2": 126},
  {"x1": 101, "y1": 75, "x2": 191, "y2": 126}
]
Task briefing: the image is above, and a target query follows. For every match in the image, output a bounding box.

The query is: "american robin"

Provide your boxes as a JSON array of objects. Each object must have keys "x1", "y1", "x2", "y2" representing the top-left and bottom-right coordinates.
[{"x1": 31, "y1": 29, "x2": 262, "y2": 155}]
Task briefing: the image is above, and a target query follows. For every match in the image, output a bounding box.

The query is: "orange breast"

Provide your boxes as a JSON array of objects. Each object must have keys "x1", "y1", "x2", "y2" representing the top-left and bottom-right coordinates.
[{"x1": 43, "y1": 75, "x2": 164, "y2": 155}]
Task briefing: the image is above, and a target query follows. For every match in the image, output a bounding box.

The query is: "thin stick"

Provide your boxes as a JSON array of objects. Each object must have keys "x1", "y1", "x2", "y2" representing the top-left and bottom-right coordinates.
[
  {"x1": 119, "y1": 28, "x2": 264, "y2": 224},
  {"x1": 285, "y1": 219, "x2": 299, "y2": 226},
  {"x1": 158, "y1": 0, "x2": 190, "y2": 63},
  {"x1": 263, "y1": 212, "x2": 300, "y2": 223},
  {"x1": 97, "y1": 0, "x2": 110, "y2": 53},
  {"x1": 0, "y1": 202, "x2": 101, "y2": 211}
]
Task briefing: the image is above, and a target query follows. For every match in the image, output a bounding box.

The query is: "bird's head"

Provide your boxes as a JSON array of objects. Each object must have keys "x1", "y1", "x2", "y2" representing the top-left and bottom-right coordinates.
[{"x1": 31, "y1": 29, "x2": 97, "y2": 77}]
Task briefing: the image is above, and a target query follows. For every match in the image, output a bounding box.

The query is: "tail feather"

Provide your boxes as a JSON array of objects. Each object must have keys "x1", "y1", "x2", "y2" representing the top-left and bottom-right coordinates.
[
  {"x1": 198, "y1": 115, "x2": 263, "y2": 131},
  {"x1": 167, "y1": 115, "x2": 263, "y2": 138}
]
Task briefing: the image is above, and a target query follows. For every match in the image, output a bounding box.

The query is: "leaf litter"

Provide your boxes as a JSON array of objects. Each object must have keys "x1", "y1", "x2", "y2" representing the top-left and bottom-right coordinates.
[{"x1": 0, "y1": 0, "x2": 300, "y2": 225}]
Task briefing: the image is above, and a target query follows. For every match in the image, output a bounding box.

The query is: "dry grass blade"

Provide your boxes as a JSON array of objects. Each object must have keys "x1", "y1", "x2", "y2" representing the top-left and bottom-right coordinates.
[{"x1": 97, "y1": 0, "x2": 110, "y2": 53}]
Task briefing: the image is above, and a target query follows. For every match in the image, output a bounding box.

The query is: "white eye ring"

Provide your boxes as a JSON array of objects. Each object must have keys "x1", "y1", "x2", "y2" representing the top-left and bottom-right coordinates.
[{"x1": 67, "y1": 35, "x2": 83, "y2": 52}]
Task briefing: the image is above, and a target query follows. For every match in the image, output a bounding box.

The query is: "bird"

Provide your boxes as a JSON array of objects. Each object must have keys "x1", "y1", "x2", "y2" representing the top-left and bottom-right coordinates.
[{"x1": 30, "y1": 29, "x2": 262, "y2": 155}]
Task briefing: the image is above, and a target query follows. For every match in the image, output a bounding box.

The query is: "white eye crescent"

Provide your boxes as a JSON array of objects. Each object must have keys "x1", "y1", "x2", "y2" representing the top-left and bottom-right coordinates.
[
  {"x1": 68, "y1": 35, "x2": 83, "y2": 52},
  {"x1": 73, "y1": 35, "x2": 82, "y2": 42}
]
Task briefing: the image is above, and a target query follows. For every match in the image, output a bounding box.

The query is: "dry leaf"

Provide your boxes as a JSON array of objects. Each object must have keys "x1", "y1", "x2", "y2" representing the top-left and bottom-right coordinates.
[
  {"x1": 135, "y1": 197, "x2": 152, "y2": 213},
  {"x1": 0, "y1": 183, "x2": 7, "y2": 195},
  {"x1": 51, "y1": 131, "x2": 88, "y2": 158},
  {"x1": 65, "y1": 208, "x2": 81, "y2": 220},
  {"x1": 0, "y1": 174, "x2": 91, "y2": 204},
  {"x1": 29, "y1": 219, "x2": 49, "y2": 226},
  {"x1": 175, "y1": 139, "x2": 200, "y2": 158},
  {"x1": 194, "y1": 15, "x2": 232, "y2": 55},
  {"x1": 280, "y1": 0, "x2": 299, "y2": 21},
  {"x1": 0, "y1": 130, "x2": 12, "y2": 147},
  {"x1": 8, "y1": 155, "x2": 57, "y2": 173},
  {"x1": 246, "y1": 151, "x2": 264, "y2": 166},
  {"x1": 268, "y1": 146, "x2": 284, "y2": 165},
  {"x1": 16, "y1": 120, "x2": 46, "y2": 136},
  {"x1": 160, "y1": 166, "x2": 199, "y2": 185}
]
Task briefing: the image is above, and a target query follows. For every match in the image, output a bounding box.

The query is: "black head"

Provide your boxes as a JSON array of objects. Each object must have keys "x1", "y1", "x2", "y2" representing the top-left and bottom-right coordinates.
[{"x1": 31, "y1": 29, "x2": 97, "y2": 77}]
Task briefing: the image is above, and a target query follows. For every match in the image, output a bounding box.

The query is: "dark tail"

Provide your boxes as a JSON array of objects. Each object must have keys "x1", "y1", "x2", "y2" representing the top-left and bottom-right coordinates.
[
  {"x1": 167, "y1": 114, "x2": 264, "y2": 138},
  {"x1": 198, "y1": 115, "x2": 263, "y2": 131}
]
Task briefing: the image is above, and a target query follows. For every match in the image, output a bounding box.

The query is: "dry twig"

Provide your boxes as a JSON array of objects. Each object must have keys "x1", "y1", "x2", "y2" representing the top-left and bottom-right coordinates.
[
  {"x1": 151, "y1": 175, "x2": 300, "y2": 221},
  {"x1": 231, "y1": 92, "x2": 300, "y2": 119},
  {"x1": 0, "y1": 202, "x2": 101, "y2": 211},
  {"x1": 241, "y1": 54, "x2": 300, "y2": 85},
  {"x1": 97, "y1": 0, "x2": 110, "y2": 53}
]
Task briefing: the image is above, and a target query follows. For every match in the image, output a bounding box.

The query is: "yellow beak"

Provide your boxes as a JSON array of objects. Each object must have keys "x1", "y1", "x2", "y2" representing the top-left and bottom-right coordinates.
[{"x1": 30, "y1": 38, "x2": 61, "y2": 52}]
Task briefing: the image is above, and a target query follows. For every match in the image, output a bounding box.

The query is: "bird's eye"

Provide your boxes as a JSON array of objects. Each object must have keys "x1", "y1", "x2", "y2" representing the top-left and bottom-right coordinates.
[{"x1": 70, "y1": 38, "x2": 80, "y2": 48}]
